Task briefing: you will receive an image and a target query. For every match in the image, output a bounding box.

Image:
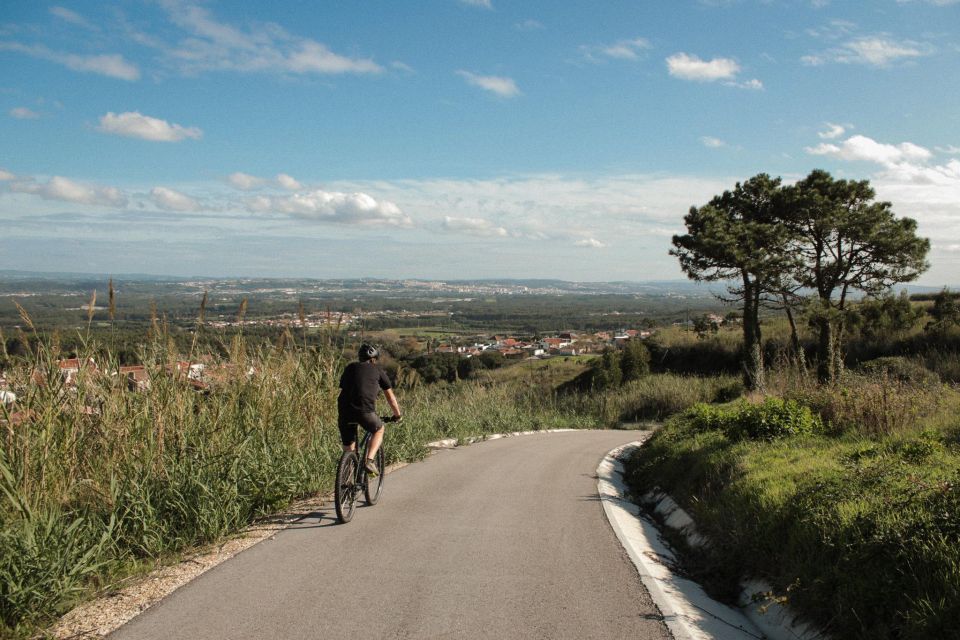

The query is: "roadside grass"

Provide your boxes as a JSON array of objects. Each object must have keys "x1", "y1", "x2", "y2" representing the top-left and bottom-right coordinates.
[
  {"x1": 0, "y1": 332, "x2": 617, "y2": 637},
  {"x1": 475, "y1": 354, "x2": 597, "y2": 387},
  {"x1": 624, "y1": 380, "x2": 960, "y2": 639}
]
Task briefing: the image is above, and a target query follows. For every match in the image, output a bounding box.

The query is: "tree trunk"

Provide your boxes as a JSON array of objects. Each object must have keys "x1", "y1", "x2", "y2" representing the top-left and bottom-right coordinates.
[
  {"x1": 742, "y1": 282, "x2": 765, "y2": 392},
  {"x1": 815, "y1": 315, "x2": 834, "y2": 384},
  {"x1": 783, "y1": 297, "x2": 805, "y2": 370}
]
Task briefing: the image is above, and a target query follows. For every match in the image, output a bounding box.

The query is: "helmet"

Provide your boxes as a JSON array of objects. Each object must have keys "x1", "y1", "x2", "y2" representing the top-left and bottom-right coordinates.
[{"x1": 358, "y1": 344, "x2": 379, "y2": 361}]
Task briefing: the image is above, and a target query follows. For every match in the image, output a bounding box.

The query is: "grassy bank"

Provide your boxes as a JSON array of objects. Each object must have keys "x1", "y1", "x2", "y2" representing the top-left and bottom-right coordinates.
[{"x1": 624, "y1": 374, "x2": 960, "y2": 639}]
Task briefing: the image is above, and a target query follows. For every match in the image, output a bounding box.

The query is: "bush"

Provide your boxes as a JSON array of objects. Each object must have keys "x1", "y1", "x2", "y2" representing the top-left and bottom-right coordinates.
[
  {"x1": 684, "y1": 398, "x2": 822, "y2": 441},
  {"x1": 610, "y1": 374, "x2": 743, "y2": 422},
  {"x1": 858, "y1": 356, "x2": 939, "y2": 386}
]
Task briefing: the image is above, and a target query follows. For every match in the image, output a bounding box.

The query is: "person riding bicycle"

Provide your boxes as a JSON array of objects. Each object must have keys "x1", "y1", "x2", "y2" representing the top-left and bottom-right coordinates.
[{"x1": 338, "y1": 344, "x2": 401, "y2": 476}]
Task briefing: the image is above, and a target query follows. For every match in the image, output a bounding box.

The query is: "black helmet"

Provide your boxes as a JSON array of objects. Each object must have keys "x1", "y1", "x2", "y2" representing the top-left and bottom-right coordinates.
[{"x1": 358, "y1": 344, "x2": 379, "y2": 361}]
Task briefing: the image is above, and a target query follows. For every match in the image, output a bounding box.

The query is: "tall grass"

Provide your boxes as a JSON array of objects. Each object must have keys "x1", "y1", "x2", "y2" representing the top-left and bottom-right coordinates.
[{"x1": 0, "y1": 324, "x2": 636, "y2": 636}]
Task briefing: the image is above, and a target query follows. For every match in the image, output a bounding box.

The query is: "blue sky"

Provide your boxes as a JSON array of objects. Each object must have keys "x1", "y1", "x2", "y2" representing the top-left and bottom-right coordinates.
[{"x1": 1, "y1": 0, "x2": 958, "y2": 284}]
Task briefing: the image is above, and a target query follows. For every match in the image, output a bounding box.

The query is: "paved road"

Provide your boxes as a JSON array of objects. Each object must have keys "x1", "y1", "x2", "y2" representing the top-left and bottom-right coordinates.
[{"x1": 112, "y1": 430, "x2": 672, "y2": 640}]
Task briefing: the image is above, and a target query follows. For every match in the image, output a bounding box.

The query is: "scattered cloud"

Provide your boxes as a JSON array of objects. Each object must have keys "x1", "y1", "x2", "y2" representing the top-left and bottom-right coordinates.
[
  {"x1": 155, "y1": 0, "x2": 382, "y2": 76},
  {"x1": 804, "y1": 19, "x2": 857, "y2": 40},
  {"x1": 0, "y1": 169, "x2": 15, "y2": 181},
  {"x1": 456, "y1": 70, "x2": 520, "y2": 97},
  {"x1": 0, "y1": 42, "x2": 139, "y2": 80},
  {"x1": 727, "y1": 78, "x2": 763, "y2": 90},
  {"x1": 10, "y1": 106, "x2": 40, "y2": 119},
  {"x1": 582, "y1": 37, "x2": 652, "y2": 62},
  {"x1": 806, "y1": 134, "x2": 932, "y2": 166},
  {"x1": 97, "y1": 111, "x2": 202, "y2": 142},
  {"x1": 150, "y1": 186, "x2": 200, "y2": 211},
  {"x1": 248, "y1": 189, "x2": 411, "y2": 226},
  {"x1": 896, "y1": 0, "x2": 960, "y2": 5},
  {"x1": 701, "y1": 136, "x2": 726, "y2": 148},
  {"x1": 9, "y1": 176, "x2": 127, "y2": 207},
  {"x1": 802, "y1": 36, "x2": 929, "y2": 67},
  {"x1": 574, "y1": 238, "x2": 606, "y2": 249},
  {"x1": 443, "y1": 216, "x2": 508, "y2": 237},
  {"x1": 666, "y1": 52, "x2": 740, "y2": 81},
  {"x1": 459, "y1": 0, "x2": 493, "y2": 8},
  {"x1": 390, "y1": 61, "x2": 414, "y2": 73},
  {"x1": 228, "y1": 172, "x2": 266, "y2": 190},
  {"x1": 49, "y1": 6, "x2": 96, "y2": 30},
  {"x1": 818, "y1": 122, "x2": 846, "y2": 139},
  {"x1": 935, "y1": 145, "x2": 960, "y2": 154},
  {"x1": 514, "y1": 19, "x2": 544, "y2": 31},
  {"x1": 276, "y1": 173, "x2": 302, "y2": 190}
]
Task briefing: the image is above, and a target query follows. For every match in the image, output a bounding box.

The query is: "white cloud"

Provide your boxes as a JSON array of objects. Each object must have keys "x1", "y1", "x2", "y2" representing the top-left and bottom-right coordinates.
[
  {"x1": 10, "y1": 107, "x2": 40, "y2": 119},
  {"x1": 935, "y1": 145, "x2": 960, "y2": 154},
  {"x1": 806, "y1": 134, "x2": 932, "y2": 166},
  {"x1": 228, "y1": 172, "x2": 265, "y2": 190},
  {"x1": 286, "y1": 42, "x2": 382, "y2": 74},
  {"x1": 802, "y1": 36, "x2": 928, "y2": 67},
  {"x1": 49, "y1": 6, "x2": 96, "y2": 30},
  {"x1": 150, "y1": 187, "x2": 200, "y2": 211},
  {"x1": 666, "y1": 52, "x2": 740, "y2": 81},
  {"x1": 276, "y1": 174, "x2": 302, "y2": 190},
  {"x1": 896, "y1": 0, "x2": 960, "y2": 5},
  {"x1": 818, "y1": 122, "x2": 846, "y2": 139},
  {"x1": 156, "y1": 1, "x2": 382, "y2": 76},
  {"x1": 0, "y1": 42, "x2": 139, "y2": 80},
  {"x1": 575, "y1": 238, "x2": 606, "y2": 249},
  {"x1": 459, "y1": 0, "x2": 493, "y2": 8},
  {"x1": 443, "y1": 216, "x2": 508, "y2": 237},
  {"x1": 0, "y1": 169, "x2": 15, "y2": 181},
  {"x1": 700, "y1": 136, "x2": 726, "y2": 148},
  {"x1": 729, "y1": 78, "x2": 763, "y2": 90},
  {"x1": 9, "y1": 176, "x2": 127, "y2": 207},
  {"x1": 390, "y1": 61, "x2": 415, "y2": 73},
  {"x1": 514, "y1": 19, "x2": 544, "y2": 31},
  {"x1": 582, "y1": 37, "x2": 652, "y2": 62},
  {"x1": 249, "y1": 189, "x2": 411, "y2": 226},
  {"x1": 456, "y1": 70, "x2": 520, "y2": 97},
  {"x1": 805, "y1": 20, "x2": 856, "y2": 40},
  {"x1": 98, "y1": 111, "x2": 202, "y2": 142}
]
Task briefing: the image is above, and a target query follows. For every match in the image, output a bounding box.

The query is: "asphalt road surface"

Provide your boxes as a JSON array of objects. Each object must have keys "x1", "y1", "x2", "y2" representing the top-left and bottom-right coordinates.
[{"x1": 111, "y1": 430, "x2": 672, "y2": 640}]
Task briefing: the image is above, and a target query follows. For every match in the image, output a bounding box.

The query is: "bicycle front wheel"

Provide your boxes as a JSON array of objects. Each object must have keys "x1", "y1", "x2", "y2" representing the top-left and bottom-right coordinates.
[
  {"x1": 334, "y1": 451, "x2": 359, "y2": 523},
  {"x1": 364, "y1": 447, "x2": 385, "y2": 505}
]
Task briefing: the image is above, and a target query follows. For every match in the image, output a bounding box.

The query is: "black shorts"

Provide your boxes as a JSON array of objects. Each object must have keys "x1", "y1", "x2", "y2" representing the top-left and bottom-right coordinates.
[{"x1": 338, "y1": 411, "x2": 383, "y2": 447}]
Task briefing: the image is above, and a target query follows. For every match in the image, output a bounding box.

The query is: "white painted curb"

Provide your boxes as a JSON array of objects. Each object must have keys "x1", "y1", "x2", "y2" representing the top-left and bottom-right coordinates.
[{"x1": 598, "y1": 441, "x2": 767, "y2": 640}]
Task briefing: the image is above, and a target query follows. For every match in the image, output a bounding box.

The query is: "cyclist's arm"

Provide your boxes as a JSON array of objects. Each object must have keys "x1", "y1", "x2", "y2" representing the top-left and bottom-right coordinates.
[{"x1": 384, "y1": 388, "x2": 401, "y2": 419}]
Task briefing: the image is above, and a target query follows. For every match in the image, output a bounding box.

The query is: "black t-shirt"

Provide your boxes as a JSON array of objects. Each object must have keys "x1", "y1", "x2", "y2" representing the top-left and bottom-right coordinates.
[{"x1": 338, "y1": 361, "x2": 392, "y2": 415}]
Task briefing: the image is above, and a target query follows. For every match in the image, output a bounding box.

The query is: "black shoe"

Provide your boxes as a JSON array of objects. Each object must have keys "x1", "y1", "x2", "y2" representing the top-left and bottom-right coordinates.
[{"x1": 364, "y1": 458, "x2": 379, "y2": 476}]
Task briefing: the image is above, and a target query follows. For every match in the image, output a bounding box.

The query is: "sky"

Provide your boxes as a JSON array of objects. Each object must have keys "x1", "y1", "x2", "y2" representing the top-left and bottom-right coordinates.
[{"x1": 1, "y1": 0, "x2": 958, "y2": 284}]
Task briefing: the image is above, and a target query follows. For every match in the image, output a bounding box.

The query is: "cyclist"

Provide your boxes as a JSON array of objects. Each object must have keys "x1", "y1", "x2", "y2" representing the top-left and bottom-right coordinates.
[{"x1": 337, "y1": 344, "x2": 401, "y2": 476}]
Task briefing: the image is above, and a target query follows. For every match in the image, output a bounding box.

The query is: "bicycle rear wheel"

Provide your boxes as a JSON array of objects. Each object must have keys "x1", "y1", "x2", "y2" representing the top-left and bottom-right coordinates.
[
  {"x1": 364, "y1": 446, "x2": 385, "y2": 505},
  {"x1": 334, "y1": 451, "x2": 359, "y2": 523}
]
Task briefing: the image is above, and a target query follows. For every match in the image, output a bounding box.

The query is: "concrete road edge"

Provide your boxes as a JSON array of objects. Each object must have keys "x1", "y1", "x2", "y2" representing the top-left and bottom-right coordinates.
[{"x1": 597, "y1": 441, "x2": 767, "y2": 640}]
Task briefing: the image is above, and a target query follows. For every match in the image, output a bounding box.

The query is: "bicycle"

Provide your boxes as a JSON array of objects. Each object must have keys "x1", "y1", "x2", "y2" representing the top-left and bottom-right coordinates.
[{"x1": 334, "y1": 415, "x2": 400, "y2": 524}]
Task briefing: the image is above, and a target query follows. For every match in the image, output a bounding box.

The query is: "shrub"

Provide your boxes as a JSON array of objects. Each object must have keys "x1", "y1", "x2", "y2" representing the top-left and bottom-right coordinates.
[
  {"x1": 857, "y1": 356, "x2": 939, "y2": 386},
  {"x1": 683, "y1": 398, "x2": 821, "y2": 441},
  {"x1": 787, "y1": 373, "x2": 943, "y2": 437}
]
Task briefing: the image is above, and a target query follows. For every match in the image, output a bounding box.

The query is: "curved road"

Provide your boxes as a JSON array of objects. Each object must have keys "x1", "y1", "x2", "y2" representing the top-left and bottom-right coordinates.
[{"x1": 111, "y1": 430, "x2": 671, "y2": 640}]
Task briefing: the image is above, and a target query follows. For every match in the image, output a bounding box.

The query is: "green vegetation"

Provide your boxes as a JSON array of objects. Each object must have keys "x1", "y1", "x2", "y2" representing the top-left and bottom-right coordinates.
[
  {"x1": 1, "y1": 312, "x2": 724, "y2": 637},
  {"x1": 625, "y1": 356, "x2": 960, "y2": 637},
  {"x1": 673, "y1": 170, "x2": 930, "y2": 388}
]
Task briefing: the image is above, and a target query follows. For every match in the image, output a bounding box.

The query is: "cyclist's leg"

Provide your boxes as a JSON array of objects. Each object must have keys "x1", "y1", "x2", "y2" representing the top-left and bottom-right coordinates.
[
  {"x1": 356, "y1": 412, "x2": 384, "y2": 461},
  {"x1": 337, "y1": 412, "x2": 359, "y2": 453}
]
